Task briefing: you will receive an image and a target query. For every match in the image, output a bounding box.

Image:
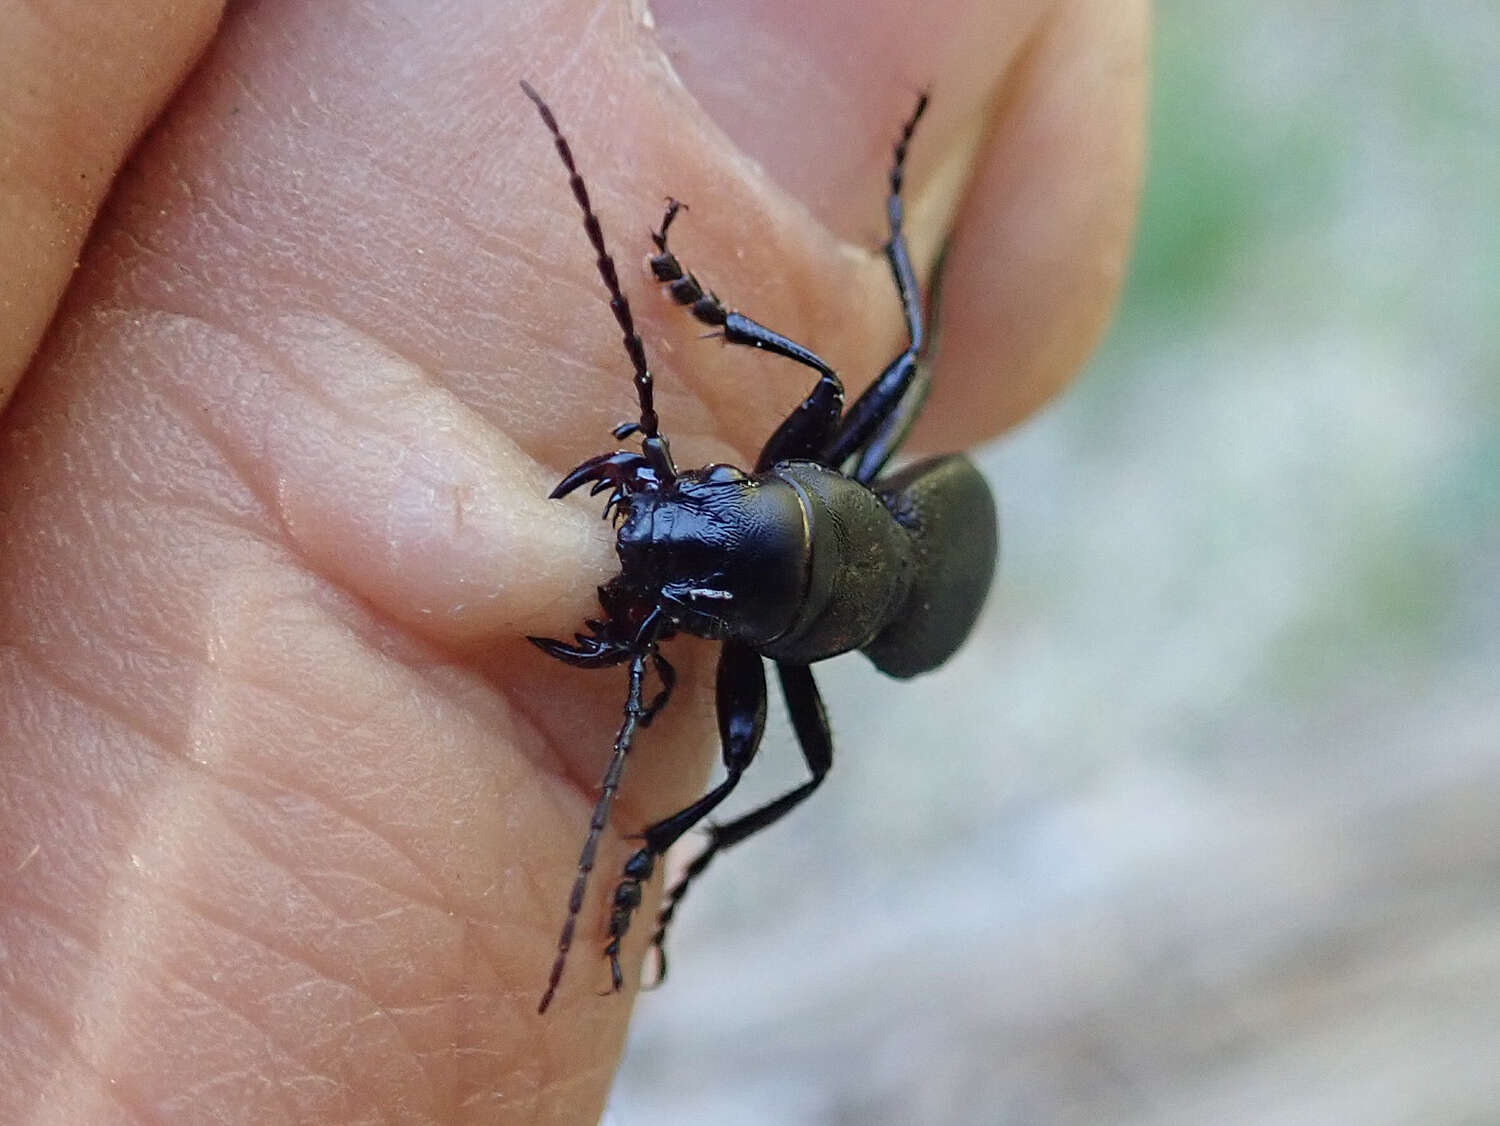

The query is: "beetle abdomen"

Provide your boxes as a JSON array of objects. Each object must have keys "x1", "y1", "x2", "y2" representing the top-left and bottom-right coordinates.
[
  {"x1": 760, "y1": 461, "x2": 914, "y2": 663},
  {"x1": 863, "y1": 454, "x2": 998, "y2": 678}
]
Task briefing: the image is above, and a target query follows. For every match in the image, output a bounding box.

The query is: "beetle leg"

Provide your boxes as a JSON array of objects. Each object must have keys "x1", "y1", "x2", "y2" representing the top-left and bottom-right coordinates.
[
  {"x1": 840, "y1": 243, "x2": 948, "y2": 484},
  {"x1": 649, "y1": 661, "x2": 833, "y2": 981},
  {"x1": 647, "y1": 199, "x2": 846, "y2": 470},
  {"x1": 638, "y1": 651, "x2": 676, "y2": 727},
  {"x1": 821, "y1": 92, "x2": 935, "y2": 480},
  {"x1": 601, "y1": 641, "x2": 767, "y2": 992},
  {"x1": 650, "y1": 199, "x2": 837, "y2": 380},
  {"x1": 536, "y1": 607, "x2": 670, "y2": 1014},
  {"x1": 536, "y1": 649, "x2": 654, "y2": 1013}
]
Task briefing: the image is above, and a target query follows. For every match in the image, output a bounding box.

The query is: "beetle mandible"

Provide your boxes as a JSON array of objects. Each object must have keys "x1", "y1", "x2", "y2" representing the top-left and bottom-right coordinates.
[{"x1": 520, "y1": 81, "x2": 998, "y2": 1014}]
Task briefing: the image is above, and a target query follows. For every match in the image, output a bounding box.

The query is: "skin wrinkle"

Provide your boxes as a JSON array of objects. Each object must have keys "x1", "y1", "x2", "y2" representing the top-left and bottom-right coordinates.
[
  {"x1": 5, "y1": 765, "x2": 135, "y2": 870},
  {"x1": 398, "y1": 655, "x2": 560, "y2": 784},
  {"x1": 96, "y1": 302, "x2": 600, "y2": 644},
  {"x1": 4, "y1": 643, "x2": 186, "y2": 778},
  {"x1": 217, "y1": 767, "x2": 461, "y2": 933},
  {"x1": 169, "y1": 1066, "x2": 306, "y2": 1126},
  {"x1": 183, "y1": 572, "x2": 552, "y2": 923},
  {"x1": 3, "y1": 535, "x2": 537, "y2": 1110},
  {"x1": 132, "y1": 951, "x2": 320, "y2": 1123},
  {"x1": 3, "y1": 977, "x2": 155, "y2": 1126},
  {"x1": 118, "y1": 320, "x2": 287, "y2": 521},
  {"x1": 179, "y1": 687, "x2": 473, "y2": 923},
  {"x1": 140, "y1": 118, "x2": 578, "y2": 450},
  {"x1": 212, "y1": 782, "x2": 455, "y2": 925},
  {"x1": 179, "y1": 659, "x2": 562, "y2": 989},
  {"x1": 75, "y1": 314, "x2": 284, "y2": 558},
  {"x1": 8, "y1": 542, "x2": 344, "y2": 798},
  {"x1": 138, "y1": 881, "x2": 440, "y2": 1101},
  {"x1": 121, "y1": 493, "x2": 278, "y2": 551},
  {"x1": 4, "y1": 896, "x2": 103, "y2": 972},
  {"x1": 167, "y1": 1055, "x2": 309, "y2": 1126}
]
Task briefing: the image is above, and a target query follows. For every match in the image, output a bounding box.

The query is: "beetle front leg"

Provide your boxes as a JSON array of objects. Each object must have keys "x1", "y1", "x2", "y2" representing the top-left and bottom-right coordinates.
[
  {"x1": 601, "y1": 641, "x2": 767, "y2": 991},
  {"x1": 647, "y1": 200, "x2": 846, "y2": 470}
]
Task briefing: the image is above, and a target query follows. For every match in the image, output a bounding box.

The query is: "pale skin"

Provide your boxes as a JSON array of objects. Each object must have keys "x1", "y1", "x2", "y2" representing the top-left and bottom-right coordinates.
[{"x1": 0, "y1": 1, "x2": 1148, "y2": 1122}]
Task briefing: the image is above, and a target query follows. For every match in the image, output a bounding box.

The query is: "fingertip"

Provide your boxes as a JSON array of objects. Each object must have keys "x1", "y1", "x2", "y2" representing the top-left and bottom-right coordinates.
[
  {"x1": 921, "y1": 0, "x2": 1151, "y2": 445},
  {"x1": 651, "y1": 0, "x2": 1050, "y2": 242}
]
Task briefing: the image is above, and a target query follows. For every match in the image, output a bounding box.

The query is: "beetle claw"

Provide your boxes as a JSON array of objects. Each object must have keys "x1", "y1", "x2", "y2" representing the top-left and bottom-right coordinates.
[
  {"x1": 527, "y1": 634, "x2": 632, "y2": 668},
  {"x1": 550, "y1": 450, "x2": 650, "y2": 500}
]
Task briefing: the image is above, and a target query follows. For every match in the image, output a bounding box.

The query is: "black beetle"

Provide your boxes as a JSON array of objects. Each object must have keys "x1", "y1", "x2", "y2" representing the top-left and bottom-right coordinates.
[{"x1": 520, "y1": 82, "x2": 998, "y2": 1013}]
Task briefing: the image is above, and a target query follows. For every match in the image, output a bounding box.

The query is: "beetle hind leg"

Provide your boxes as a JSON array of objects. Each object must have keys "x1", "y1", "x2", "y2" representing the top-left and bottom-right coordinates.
[
  {"x1": 598, "y1": 642, "x2": 767, "y2": 991},
  {"x1": 820, "y1": 91, "x2": 935, "y2": 481},
  {"x1": 649, "y1": 661, "x2": 834, "y2": 978}
]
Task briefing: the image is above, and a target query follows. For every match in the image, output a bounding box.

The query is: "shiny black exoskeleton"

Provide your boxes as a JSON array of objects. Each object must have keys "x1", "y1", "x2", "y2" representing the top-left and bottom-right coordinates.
[{"x1": 521, "y1": 82, "x2": 998, "y2": 1013}]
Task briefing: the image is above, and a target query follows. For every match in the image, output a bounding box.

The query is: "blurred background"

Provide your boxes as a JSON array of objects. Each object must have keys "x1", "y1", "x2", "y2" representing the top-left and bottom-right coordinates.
[{"x1": 610, "y1": 2, "x2": 1499, "y2": 1122}]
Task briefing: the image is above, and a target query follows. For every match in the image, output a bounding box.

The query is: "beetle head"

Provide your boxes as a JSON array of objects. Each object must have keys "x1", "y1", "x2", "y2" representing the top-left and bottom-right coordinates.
[{"x1": 615, "y1": 466, "x2": 809, "y2": 644}]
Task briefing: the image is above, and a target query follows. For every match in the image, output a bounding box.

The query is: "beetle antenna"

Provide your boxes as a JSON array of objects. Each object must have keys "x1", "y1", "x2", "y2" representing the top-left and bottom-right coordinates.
[
  {"x1": 537, "y1": 646, "x2": 654, "y2": 1013},
  {"x1": 520, "y1": 81, "x2": 667, "y2": 450}
]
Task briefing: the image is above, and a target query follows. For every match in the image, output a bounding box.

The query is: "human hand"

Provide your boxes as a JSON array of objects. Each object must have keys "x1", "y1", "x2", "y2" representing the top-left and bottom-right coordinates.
[{"x1": 0, "y1": 1, "x2": 1146, "y2": 1122}]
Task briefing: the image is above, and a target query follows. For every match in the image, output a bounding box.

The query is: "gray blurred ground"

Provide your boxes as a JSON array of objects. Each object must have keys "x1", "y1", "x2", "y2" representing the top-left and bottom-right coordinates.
[{"x1": 608, "y1": 3, "x2": 1500, "y2": 1122}]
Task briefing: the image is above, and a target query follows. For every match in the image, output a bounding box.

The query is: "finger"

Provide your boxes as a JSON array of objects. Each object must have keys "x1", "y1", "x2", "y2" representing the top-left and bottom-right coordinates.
[
  {"x1": 920, "y1": 0, "x2": 1150, "y2": 446},
  {"x1": 0, "y1": 0, "x2": 224, "y2": 408},
  {"x1": 0, "y1": 2, "x2": 1143, "y2": 1123},
  {"x1": 650, "y1": 0, "x2": 1147, "y2": 450}
]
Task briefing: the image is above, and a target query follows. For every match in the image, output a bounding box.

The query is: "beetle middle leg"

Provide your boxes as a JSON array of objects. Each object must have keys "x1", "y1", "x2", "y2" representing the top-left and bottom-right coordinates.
[
  {"x1": 648, "y1": 660, "x2": 834, "y2": 981},
  {"x1": 599, "y1": 641, "x2": 768, "y2": 992}
]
